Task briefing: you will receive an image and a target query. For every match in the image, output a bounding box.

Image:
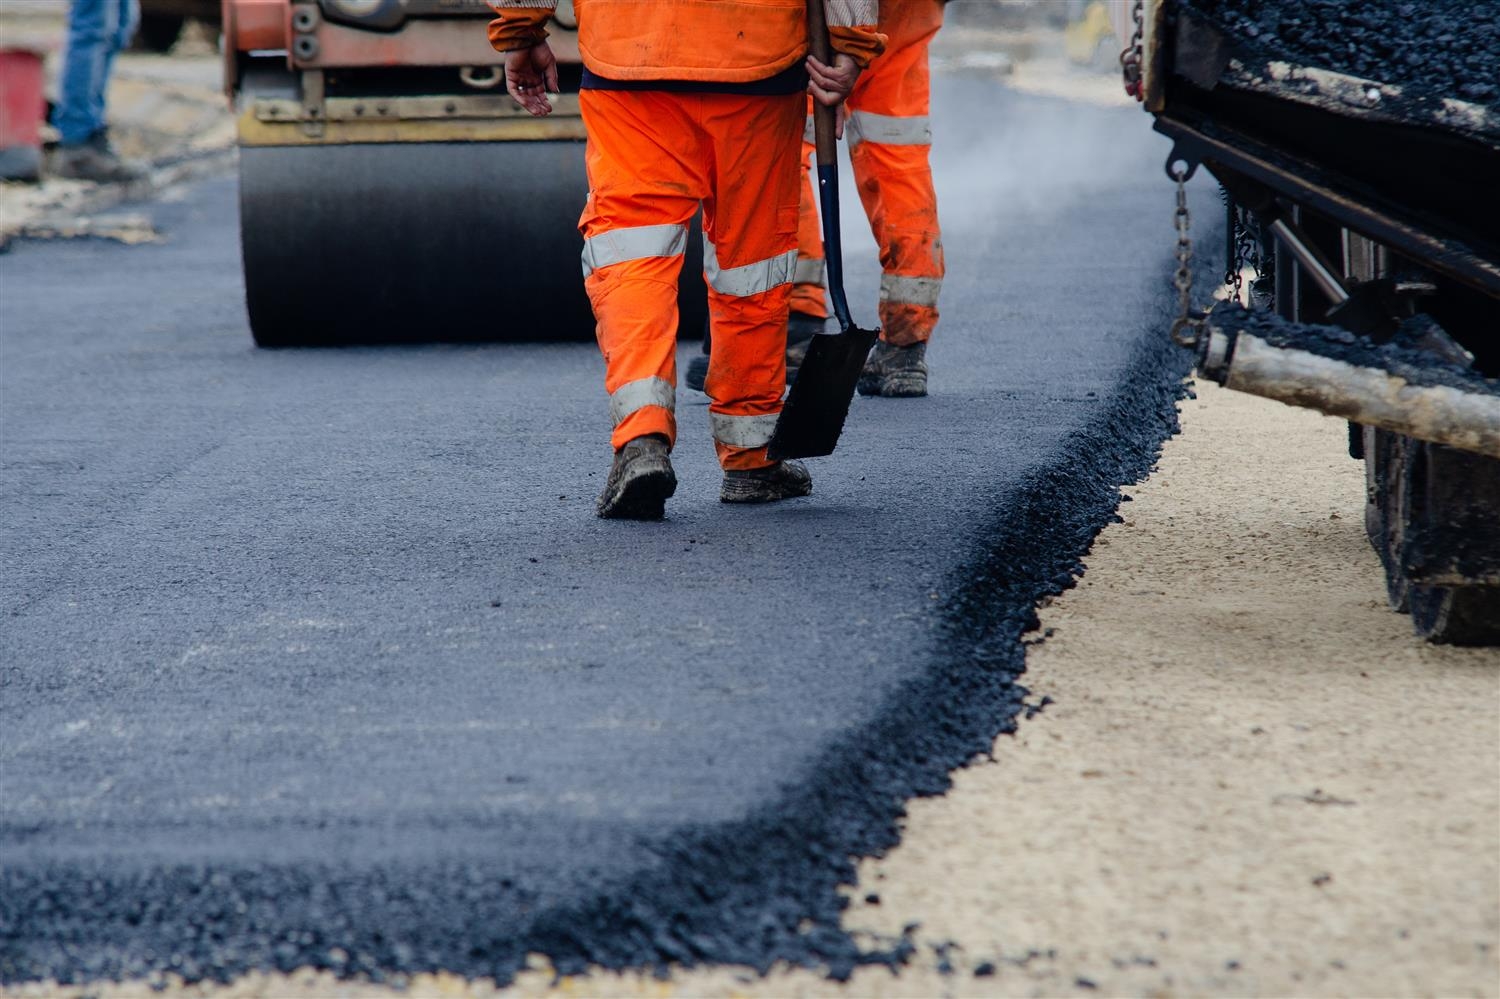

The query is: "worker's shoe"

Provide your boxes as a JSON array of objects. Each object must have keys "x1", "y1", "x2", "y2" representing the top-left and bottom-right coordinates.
[
  {"x1": 49, "y1": 132, "x2": 149, "y2": 184},
  {"x1": 685, "y1": 311, "x2": 827, "y2": 393},
  {"x1": 720, "y1": 459, "x2": 812, "y2": 504},
  {"x1": 857, "y1": 340, "x2": 928, "y2": 398},
  {"x1": 597, "y1": 434, "x2": 676, "y2": 520}
]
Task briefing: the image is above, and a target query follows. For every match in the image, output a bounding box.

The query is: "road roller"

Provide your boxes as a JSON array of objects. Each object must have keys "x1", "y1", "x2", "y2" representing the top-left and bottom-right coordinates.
[
  {"x1": 225, "y1": 0, "x2": 704, "y2": 347},
  {"x1": 1115, "y1": 0, "x2": 1500, "y2": 642}
]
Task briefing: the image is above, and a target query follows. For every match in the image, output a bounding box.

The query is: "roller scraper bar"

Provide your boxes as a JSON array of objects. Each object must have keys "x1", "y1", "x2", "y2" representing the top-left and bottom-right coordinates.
[{"x1": 1196, "y1": 310, "x2": 1500, "y2": 460}]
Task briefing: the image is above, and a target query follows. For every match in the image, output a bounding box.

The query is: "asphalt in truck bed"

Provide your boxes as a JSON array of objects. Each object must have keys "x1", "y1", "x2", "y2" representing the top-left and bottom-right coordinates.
[
  {"x1": 0, "y1": 79, "x2": 1215, "y2": 986},
  {"x1": 1183, "y1": 0, "x2": 1500, "y2": 107}
]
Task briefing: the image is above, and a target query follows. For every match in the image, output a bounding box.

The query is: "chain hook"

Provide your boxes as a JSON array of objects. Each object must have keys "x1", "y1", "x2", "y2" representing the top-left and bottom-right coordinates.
[{"x1": 1167, "y1": 157, "x2": 1206, "y2": 349}]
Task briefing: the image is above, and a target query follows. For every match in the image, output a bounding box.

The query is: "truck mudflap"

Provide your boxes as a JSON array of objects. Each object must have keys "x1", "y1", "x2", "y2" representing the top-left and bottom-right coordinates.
[{"x1": 1196, "y1": 306, "x2": 1500, "y2": 461}]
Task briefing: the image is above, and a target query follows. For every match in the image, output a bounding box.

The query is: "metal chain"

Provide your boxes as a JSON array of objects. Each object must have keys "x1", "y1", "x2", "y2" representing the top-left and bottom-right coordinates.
[
  {"x1": 1170, "y1": 165, "x2": 1205, "y2": 348},
  {"x1": 1239, "y1": 208, "x2": 1263, "y2": 295},
  {"x1": 1119, "y1": 0, "x2": 1144, "y2": 98},
  {"x1": 1225, "y1": 263, "x2": 1244, "y2": 304},
  {"x1": 1223, "y1": 205, "x2": 1263, "y2": 306},
  {"x1": 1225, "y1": 205, "x2": 1245, "y2": 305}
]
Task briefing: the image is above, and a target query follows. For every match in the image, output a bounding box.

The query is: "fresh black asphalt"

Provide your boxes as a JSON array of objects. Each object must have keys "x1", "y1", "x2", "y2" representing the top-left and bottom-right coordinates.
[{"x1": 1, "y1": 79, "x2": 1219, "y2": 985}]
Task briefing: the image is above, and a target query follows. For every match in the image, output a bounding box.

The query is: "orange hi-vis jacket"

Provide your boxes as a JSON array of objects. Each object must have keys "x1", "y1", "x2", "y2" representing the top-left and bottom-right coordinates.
[{"x1": 489, "y1": 0, "x2": 885, "y2": 76}]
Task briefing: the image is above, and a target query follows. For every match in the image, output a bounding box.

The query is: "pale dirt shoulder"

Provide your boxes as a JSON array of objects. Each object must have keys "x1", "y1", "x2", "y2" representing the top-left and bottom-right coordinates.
[
  {"x1": 12, "y1": 386, "x2": 1495, "y2": 999},
  {"x1": 0, "y1": 8, "x2": 232, "y2": 247}
]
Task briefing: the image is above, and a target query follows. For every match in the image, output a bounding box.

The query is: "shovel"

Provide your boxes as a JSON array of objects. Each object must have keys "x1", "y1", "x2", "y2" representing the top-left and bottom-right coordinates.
[{"x1": 766, "y1": 0, "x2": 880, "y2": 461}]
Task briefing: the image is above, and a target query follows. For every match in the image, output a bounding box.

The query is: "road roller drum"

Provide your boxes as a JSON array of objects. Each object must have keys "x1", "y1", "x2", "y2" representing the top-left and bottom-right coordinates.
[
  {"x1": 227, "y1": 0, "x2": 707, "y2": 347},
  {"x1": 240, "y1": 141, "x2": 598, "y2": 346}
]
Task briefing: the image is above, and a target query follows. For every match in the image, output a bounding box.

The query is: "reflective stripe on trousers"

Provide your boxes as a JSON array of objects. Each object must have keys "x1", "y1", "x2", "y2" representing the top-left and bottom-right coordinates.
[
  {"x1": 794, "y1": 257, "x2": 825, "y2": 287},
  {"x1": 804, "y1": 110, "x2": 932, "y2": 149},
  {"x1": 880, "y1": 273, "x2": 942, "y2": 309},
  {"x1": 703, "y1": 240, "x2": 798, "y2": 298},
  {"x1": 845, "y1": 110, "x2": 932, "y2": 150},
  {"x1": 609, "y1": 376, "x2": 675, "y2": 427},
  {"x1": 710, "y1": 411, "x2": 779, "y2": 449},
  {"x1": 582, "y1": 223, "x2": 688, "y2": 278}
]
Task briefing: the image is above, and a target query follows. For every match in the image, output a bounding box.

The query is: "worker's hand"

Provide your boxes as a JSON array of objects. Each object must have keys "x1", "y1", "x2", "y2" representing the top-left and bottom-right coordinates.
[
  {"x1": 506, "y1": 42, "x2": 559, "y2": 116},
  {"x1": 806, "y1": 53, "x2": 861, "y2": 139}
]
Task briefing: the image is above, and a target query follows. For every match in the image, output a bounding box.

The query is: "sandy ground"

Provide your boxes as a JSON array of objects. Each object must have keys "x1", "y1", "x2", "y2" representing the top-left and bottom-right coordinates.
[
  {"x1": 10, "y1": 386, "x2": 1495, "y2": 999},
  {"x1": 0, "y1": 7, "x2": 231, "y2": 246}
]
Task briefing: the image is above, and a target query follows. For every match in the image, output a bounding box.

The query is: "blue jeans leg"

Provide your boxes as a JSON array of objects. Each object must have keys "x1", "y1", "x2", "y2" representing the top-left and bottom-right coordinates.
[{"x1": 52, "y1": 0, "x2": 140, "y2": 147}]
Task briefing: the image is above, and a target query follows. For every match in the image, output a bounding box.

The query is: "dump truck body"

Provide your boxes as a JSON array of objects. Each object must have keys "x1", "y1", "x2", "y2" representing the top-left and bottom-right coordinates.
[{"x1": 1121, "y1": 0, "x2": 1500, "y2": 642}]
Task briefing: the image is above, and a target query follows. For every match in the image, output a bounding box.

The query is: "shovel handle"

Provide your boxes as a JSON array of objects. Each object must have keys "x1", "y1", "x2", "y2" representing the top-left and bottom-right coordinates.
[
  {"x1": 805, "y1": 0, "x2": 853, "y2": 330},
  {"x1": 807, "y1": 0, "x2": 837, "y2": 168}
]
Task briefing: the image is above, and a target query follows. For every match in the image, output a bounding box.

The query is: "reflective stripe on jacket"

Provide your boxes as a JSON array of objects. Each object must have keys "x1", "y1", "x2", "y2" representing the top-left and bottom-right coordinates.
[{"x1": 489, "y1": 0, "x2": 885, "y2": 79}]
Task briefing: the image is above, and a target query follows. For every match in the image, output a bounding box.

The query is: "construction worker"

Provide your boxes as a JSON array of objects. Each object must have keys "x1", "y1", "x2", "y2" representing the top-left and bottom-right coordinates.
[
  {"x1": 687, "y1": 0, "x2": 945, "y2": 398},
  {"x1": 51, "y1": 0, "x2": 150, "y2": 182},
  {"x1": 491, "y1": 0, "x2": 885, "y2": 519}
]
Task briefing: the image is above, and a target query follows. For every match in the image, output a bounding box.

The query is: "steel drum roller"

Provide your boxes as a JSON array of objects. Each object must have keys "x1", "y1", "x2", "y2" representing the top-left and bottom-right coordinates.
[{"x1": 239, "y1": 142, "x2": 707, "y2": 347}]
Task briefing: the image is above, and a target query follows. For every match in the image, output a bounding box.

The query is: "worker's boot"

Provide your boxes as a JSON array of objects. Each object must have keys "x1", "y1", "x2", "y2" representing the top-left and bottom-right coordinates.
[
  {"x1": 686, "y1": 311, "x2": 827, "y2": 393},
  {"x1": 50, "y1": 131, "x2": 149, "y2": 184},
  {"x1": 720, "y1": 459, "x2": 812, "y2": 504},
  {"x1": 597, "y1": 434, "x2": 676, "y2": 519},
  {"x1": 857, "y1": 340, "x2": 928, "y2": 398}
]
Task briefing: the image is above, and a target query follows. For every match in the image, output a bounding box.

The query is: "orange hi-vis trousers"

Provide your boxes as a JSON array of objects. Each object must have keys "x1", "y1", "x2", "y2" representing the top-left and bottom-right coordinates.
[
  {"x1": 791, "y1": 0, "x2": 946, "y2": 346},
  {"x1": 579, "y1": 89, "x2": 804, "y2": 471}
]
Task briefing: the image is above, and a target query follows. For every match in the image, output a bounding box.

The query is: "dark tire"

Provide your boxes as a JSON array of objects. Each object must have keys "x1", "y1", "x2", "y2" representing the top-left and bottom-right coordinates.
[
  {"x1": 134, "y1": 12, "x2": 185, "y2": 52},
  {"x1": 1386, "y1": 437, "x2": 1500, "y2": 645},
  {"x1": 1408, "y1": 585, "x2": 1500, "y2": 645}
]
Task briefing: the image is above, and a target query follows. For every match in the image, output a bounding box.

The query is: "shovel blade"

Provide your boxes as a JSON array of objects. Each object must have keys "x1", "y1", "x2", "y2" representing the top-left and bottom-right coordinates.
[{"x1": 767, "y1": 325, "x2": 880, "y2": 460}]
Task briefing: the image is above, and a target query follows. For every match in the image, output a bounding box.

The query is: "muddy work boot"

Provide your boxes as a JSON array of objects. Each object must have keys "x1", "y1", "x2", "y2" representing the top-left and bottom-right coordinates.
[
  {"x1": 720, "y1": 459, "x2": 812, "y2": 504},
  {"x1": 50, "y1": 132, "x2": 149, "y2": 184},
  {"x1": 857, "y1": 340, "x2": 928, "y2": 398},
  {"x1": 596, "y1": 435, "x2": 677, "y2": 520}
]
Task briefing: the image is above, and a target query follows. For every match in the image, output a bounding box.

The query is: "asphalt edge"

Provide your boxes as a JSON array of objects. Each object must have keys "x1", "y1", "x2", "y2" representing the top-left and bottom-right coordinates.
[{"x1": 507, "y1": 250, "x2": 1205, "y2": 982}]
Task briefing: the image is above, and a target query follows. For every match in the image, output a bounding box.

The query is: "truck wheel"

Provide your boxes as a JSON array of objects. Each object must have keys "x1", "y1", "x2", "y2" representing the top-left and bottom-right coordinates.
[
  {"x1": 134, "y1": 12, "x2": 185, "y2": 53},
  {"x1": 1408, "y1": 586, "x2": 1500, "y2": 645},
  {"x1": 1391, "y1": 437, "x2": 1500, "y2": 645}
]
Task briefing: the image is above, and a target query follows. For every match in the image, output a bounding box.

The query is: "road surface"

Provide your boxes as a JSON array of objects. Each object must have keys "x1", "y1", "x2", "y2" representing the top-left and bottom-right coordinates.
[{"x1": 1, "y1": 78, "x2": 1213, "y2": 985}]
